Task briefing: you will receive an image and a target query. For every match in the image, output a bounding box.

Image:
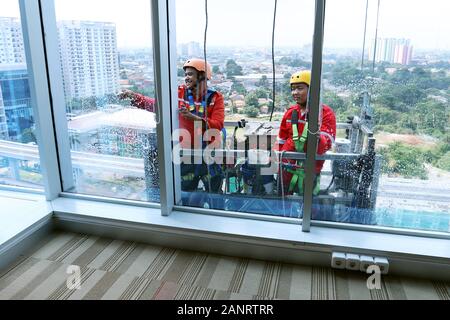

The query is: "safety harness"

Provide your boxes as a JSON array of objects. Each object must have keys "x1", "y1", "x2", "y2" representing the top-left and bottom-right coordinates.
[
  {"x1": 182, "y1": 88, "x2": 224, "y2": 186},
  {"x1": 282, "y1": 109, "x2": 321, "y2": 195}
]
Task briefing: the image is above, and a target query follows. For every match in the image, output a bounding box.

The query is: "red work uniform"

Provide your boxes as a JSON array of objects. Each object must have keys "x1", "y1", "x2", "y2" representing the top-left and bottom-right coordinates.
[
  {"x1": 277, "y1": 104, "x2": 336, "y2": 190},
  {"x1": 177, "y1": 84, "x2": 225, "y2": 148},
  {"x1": 177, "y1": 85, "x2": 225, "y2": 192},
  {"x1": 123, "y1": 92, "x2": 155, "y2": 112}
]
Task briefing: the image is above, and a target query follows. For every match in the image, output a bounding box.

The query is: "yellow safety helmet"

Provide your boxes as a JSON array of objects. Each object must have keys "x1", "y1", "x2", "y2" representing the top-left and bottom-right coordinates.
[{"x1": 290, "y1": 70, "x2": 311, "y2": 86}]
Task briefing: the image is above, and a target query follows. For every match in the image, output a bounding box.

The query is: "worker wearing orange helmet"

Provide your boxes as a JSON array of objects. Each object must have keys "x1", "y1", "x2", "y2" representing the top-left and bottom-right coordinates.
[
  {"x1": 178, "y1": 58, "x2": 225, "y2": 193},
  {"x1": 277, "y1": 70, "x2": 336, "y2": 195}
]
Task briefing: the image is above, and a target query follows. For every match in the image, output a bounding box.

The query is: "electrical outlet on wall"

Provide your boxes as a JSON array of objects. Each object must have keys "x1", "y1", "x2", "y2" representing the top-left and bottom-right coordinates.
[
  {"x1": 331, "y1": 252, "x2": 346, "y2": 269},
  {"x1": 360, "y1": 255, "x2": 375, "y2": 272},
  {"x1": 345, "y1": 254, "x2": 360, "y2": 271},
  {"x1": 331, "y1": 252, "x2": 389, "y2": 275},
  {"x1": 374, "y1": 257, "x2": 389, "y2": 274}
]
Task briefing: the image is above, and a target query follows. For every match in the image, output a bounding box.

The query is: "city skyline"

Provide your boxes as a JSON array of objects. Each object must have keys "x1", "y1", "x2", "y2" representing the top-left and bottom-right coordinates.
[{"x1": 1, "y1": 0, "x2": 449, "y2": 51}]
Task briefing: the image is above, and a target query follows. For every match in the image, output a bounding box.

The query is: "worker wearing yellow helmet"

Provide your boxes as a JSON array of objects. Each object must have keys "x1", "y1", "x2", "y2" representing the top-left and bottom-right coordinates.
[{"x1": 277, "y1": 70, "x2": 336, "y2": 195}]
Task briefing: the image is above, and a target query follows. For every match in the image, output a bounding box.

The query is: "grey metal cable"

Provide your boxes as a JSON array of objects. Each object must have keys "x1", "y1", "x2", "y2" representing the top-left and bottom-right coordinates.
[
  {"x1": 269, "y1": 0, "x2": 278, "y2": 121},
  {"x1": 203, "y1": 0, "x2": 212, "y2": 193}
]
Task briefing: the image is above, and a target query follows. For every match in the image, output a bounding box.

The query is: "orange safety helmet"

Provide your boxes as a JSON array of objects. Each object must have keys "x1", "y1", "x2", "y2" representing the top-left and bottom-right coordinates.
[{"x1": 183, "y1": 58, "x2": 212, "y2": 80}]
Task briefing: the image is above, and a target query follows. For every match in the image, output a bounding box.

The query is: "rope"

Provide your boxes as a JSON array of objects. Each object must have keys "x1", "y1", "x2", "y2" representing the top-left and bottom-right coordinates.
[
  {"x1": 203, "y1": 0, "x2": 212, "y2": 193},
  {"x1": 279, "y1": 150, "x2": 286, "y2": 216},
  {"x1": 269, "y1": 0, "x2": 278, "y2": 121}
]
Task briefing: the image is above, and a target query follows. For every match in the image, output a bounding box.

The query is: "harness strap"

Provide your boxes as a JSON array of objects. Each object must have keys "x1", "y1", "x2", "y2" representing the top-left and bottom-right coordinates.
[
  {"x1": 184, "y1": 88, "x2": 216, "y2": 119},
  {"x1": 284, "y1": 110, "x2": 320, "y2": 194}
]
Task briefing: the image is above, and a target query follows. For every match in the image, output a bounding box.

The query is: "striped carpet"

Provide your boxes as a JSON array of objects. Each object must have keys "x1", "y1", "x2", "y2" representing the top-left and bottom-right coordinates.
[{"x1": 0, "y1": 231, "x2": 448, "y2": 300}]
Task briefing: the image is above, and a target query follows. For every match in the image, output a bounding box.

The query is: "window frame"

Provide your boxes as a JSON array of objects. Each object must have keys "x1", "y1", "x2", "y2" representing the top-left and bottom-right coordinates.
[
  {"x1": 18, "y1": 0, "x2": 61, "y2": 200},
  {"x1": 1, "y1": 0, "x2": 446, "y2": 241}
]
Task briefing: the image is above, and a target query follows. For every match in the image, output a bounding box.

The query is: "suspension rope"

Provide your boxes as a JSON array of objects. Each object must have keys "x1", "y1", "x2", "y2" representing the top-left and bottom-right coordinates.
[
  {"x1": 372, "y1": 0, "x2": 381, "y2": 72},
  {"x1": 269, "y1": 0, "x2": 278, "y2": 121},
  {"x1": 203, "y1": 0, "x2": 212, "y2": 193}
]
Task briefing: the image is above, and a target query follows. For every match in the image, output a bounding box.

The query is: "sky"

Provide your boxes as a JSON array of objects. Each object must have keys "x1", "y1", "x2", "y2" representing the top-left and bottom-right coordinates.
[{"x1": 1, "y1": 0, "x2": 449, "y2": 50}]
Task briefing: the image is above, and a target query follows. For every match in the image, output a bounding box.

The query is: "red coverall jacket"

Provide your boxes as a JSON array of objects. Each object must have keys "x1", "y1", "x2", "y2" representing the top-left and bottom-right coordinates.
[
  {"x1": 177, "y1": 85, "x2": 225, "y2": 148},
  {"x1": 277, "y1": 104, "x2": 336, "y2": 185},
  {"x1": 124, "y1": 92, "x2": 155, "y2": 112}
]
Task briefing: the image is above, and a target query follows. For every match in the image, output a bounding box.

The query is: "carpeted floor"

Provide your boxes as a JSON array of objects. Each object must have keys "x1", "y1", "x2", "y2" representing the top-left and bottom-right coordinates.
[{"x1": 0, "y1": 231, "x2": 448, "y2": 300}]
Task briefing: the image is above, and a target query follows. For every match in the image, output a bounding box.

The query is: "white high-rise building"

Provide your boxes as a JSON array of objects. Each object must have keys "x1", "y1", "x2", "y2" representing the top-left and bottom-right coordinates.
[
  {"x1": 0, "y1": 87, "x2": 8, "y2": 139},
  {"x1": 0, "y1": 17, "x2": 25, "y2": 139},
  {"x1": 187, "y1": 41, "x2": 201, "y2": 57},
  {"x1": 0, "y1": 17, "x2": 25, "y2": 65},
  {"x1": 57, "y1": 21, "x2": 120, "y2": 102},
  {"x1": 369, "y1": 38, "x2": 413, "y2": 65}
]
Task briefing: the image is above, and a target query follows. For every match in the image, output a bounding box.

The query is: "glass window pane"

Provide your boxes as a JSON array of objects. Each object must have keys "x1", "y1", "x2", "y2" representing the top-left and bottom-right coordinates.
[
  {"x1": 53, "y1": 0, "x2": 159, "y2": 202},
  {"x1": 174, "y1": 0, "x2": 315, "y2": 218},
  {"x1": 0, "y1": 0, "x2": 43, "y2": 190},
  {"x1": 314, "y1": 0, "x2": 449, "y2": 233}
]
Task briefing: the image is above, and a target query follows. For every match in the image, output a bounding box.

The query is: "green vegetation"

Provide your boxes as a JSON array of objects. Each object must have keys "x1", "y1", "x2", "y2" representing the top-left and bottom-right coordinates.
[
  {"x1": 243, "y1": 106, "x2": 259, "y2": 118},
  {"x1": 21, "y1": 127, "x2": 37, "y2": 144},
  {"x1": 230, "y1": 80, "x2": 247, "y2": 95},
  {"x1": 379, "y1": 142, "x2": 428, "y2": 179},
  {"x1": 324, "y1": 61, "x2": 449, "y2": 177},
  {"x1": 225, "y1": 59, "x2": 243, "y2": 78},
  {"x1": 436, "y1": 152, "x2": 450, "y2": 171},
  {"x1": 19, "y1": 170, "x2": 43, "y2": 184}
]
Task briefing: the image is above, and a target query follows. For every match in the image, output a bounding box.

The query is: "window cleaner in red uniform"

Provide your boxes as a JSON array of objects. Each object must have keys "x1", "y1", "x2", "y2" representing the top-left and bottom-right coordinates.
[
  {"x1": 118, "y1": 58, "x2": 225, "y2": 193},
  {"x1": 277, "y1": 70, "x2": 336, "y2": 195},
  {"x1": 178, "y1": 58, "x2": 225, "y2": 192}
]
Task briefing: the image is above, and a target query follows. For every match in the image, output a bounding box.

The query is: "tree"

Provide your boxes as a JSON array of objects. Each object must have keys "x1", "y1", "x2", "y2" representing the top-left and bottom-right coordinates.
[
  {"x1": 278, "y1": 57, "x2": 311, "y2": 69},
  {"x1": 243, "y1": 106, "x2": 259, "y2": 118},
  {"x1": 373, "y1": 106, "x2": 401, "y2": 127},
  {"x1": 254, "y1": 88, "x2": 268, "y2": 99},
  {"x1": 389, "y1": 68, "x2": 410, "y2": 85},
  {"x1": 322, "y1": 91, "x2": 346, "y2": 113},
  {"x1": 329, "y1": 63, "x2": 366, "y2": 90},
  {"x1": 436, "y1": 152, "x2": 450, "y2": 171},
  {"x1": 257, "y1": 75, "x2": 269, "y2": 88},
  {"x1": 21, "y1": 127, "x2": 36, "y2": 144},
  {"x1": 212, "y1": 65, "x2": 221, "y2": 74},
  {"x1": 245, "y1": 92, "x2": 259, "y2": 108},
  {"x1": 230, "y1": 80, "x2": 247, "y2": 95},
  {"x1": 414, "y1": 101, "x2": 448, "y2": 137},
  {"x1": 226, "y1": 59, "x2": 243, "y2": 78},
  {"x1": 379, "y1": 142, "x2": 428, "y2": 179}
]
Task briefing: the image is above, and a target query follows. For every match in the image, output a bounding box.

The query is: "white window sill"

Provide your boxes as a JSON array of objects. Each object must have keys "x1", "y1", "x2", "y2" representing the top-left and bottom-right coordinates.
[
  {"x1": 0, "y1": 190, "x2": 52, "y2": 246},
  {"x1": 50, "y1": 196, "x2": 450, "y2": 261},
  {"x1": 1, "y1": 192, "x2": 449, "y2": 264}
]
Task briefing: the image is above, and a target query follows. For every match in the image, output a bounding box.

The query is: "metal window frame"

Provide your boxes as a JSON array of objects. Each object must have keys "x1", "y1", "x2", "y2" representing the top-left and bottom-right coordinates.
[
  {"x1": 14, "y1": 0, "x2": 450, "y2": 240},
  {"x1": 302, "y1": 0, "x2": 326, "y2": 232},
  {"x1": 33, "y1": 0, "x2": 167, "y2": 210},
  {"x1": 19, "y1": 0, "x2": 62, "y2": 200},
  {"x1": 151, "y1": 0, "x2": 177, "y2": 216},
  {"x1": 38, "y1": 0, "x2": 74, "y2": 192}
]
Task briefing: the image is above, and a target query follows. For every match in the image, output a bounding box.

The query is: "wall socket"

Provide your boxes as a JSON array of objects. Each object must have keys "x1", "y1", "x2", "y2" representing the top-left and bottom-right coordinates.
[
  {"x1": 360, "y1": 255, "x2": 375, "y2": 272},
  {"x1": 331, "y1": 252, "x2": 346, "y2": 269},
  {"x1": 331, "y1": 252, "x2": 389, "y2": 274},
  {"x1": 374, "y1": 257, "x2": 389, "y2": 274},
  {"x1": 345, "y1": 254, "x2": 360, "y2": 271}
]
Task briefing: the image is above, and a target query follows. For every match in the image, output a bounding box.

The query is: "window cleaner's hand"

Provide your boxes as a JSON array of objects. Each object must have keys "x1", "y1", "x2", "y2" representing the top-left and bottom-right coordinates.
[
  {"x1": 118, "y1": 89, "x2": 134, "y2": 100},
  {"x1": 179, "y1": 106, "x2": 202, "y2": 122}
]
